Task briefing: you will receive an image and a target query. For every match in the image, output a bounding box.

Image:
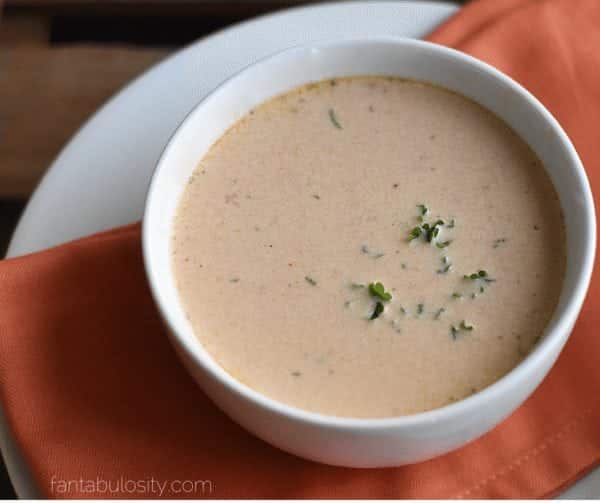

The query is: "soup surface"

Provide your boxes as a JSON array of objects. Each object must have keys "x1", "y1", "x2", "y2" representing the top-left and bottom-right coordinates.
[{"x1": 172, "y1": 77, "x2": 565, "y2": 418}]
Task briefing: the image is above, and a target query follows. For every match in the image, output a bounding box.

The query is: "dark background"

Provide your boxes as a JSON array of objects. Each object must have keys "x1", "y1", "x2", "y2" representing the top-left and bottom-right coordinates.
[{"x1": 0, "y1": 0, "x2": 462, "y2": 498}]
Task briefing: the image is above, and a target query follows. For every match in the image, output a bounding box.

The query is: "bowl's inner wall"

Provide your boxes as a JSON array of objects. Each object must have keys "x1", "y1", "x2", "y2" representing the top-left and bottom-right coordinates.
[{"x1": 145, "y1": 39, "x2": 590, "y2": 389}]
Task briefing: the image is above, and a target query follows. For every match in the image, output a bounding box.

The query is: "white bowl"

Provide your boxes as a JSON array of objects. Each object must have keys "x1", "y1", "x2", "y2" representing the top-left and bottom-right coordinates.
[{"x1": 142, "y1": 38, "x2": 595, "y2": 467}]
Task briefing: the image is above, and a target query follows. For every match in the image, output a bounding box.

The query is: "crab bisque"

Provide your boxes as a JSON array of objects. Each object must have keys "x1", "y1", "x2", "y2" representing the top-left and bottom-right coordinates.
[{"x1": 172, "y1": 77, "x2": 565, "y2": 418}]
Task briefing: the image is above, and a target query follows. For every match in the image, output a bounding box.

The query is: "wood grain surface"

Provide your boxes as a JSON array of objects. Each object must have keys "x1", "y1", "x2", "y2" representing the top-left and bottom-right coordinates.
[{"x1": 0, "y1": 12, "x2": 169, "y2": 196}]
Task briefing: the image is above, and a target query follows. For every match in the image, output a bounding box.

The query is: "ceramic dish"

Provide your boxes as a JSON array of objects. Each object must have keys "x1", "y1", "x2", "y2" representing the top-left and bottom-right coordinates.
[{"x1": 142, "y1": 38, "x2": 595, "y2": 467}]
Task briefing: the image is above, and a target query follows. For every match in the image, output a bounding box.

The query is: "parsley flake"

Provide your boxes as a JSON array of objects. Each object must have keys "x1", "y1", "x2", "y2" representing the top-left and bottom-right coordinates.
[
  {"x1": 305, "y1": 276, "x2": 317, "y2": 286},
  {"x1": 370, "y1": 301, "x2": 385, "y2": 320},
  {"x1": 368, "y1": 282, "x2": 392, "y2": 302},
  {"x1": 328, "y1": 108, "x2": 343, "y2": 129}
]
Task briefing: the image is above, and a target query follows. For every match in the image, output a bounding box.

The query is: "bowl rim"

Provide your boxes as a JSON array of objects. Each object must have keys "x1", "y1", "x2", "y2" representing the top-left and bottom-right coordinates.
[{"x1": 142, "y1": 36, "x2": 596, "y2": 430}]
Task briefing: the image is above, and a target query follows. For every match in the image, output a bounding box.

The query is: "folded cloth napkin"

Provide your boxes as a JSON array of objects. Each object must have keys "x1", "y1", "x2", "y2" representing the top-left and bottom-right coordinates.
[{"x1": 1, "y1": 0, "x2": 599, "y2": 498}]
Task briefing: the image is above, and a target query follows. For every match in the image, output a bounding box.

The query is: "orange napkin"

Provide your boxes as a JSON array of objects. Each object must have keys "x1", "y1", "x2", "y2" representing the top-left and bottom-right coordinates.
[{"x1": 1, "y1": 0, "x2": 600, "y2": 498}]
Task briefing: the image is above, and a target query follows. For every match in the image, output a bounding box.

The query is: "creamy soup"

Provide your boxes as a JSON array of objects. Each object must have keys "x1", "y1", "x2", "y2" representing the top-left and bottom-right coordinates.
[{"x1": 172, "y1": 77, "x2": 565, "y2": 418}]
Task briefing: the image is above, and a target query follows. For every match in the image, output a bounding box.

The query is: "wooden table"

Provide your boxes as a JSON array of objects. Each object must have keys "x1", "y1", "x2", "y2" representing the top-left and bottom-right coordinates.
[{"x1": 2, "y1": 2, "x2": 162, "y2": 197}]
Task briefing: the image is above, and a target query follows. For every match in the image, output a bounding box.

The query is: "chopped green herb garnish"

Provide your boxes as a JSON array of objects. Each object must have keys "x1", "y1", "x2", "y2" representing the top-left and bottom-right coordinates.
[
  {"x1": 450, "y1": 320, "x2": 474, "y2": 339},
  {"x1": 328, "y1": 108, "x2": 343, "y2": 129},
  {"x1": 401, "y1": 263, "x2": 407, "y2": 269},
  {"x1": 464, "y1": 270, "x2": 495, "y2": 282},
  {"x1": 350, "y1": 283, "x2": 365, "y2": 289},
  {"x1": 229, "y1": 277, "x2": 240, "y2": 283},
  {"x1": 447, "y1": 219, "x2": 456, "y2": 229},
  {"x1": 408, "y1": 227, "x2": 422, "y2": 241},
  {"x1": 479, "y1": 286, "x2": 485, "y2": 293},
  {"x1": 305, "y1": 276, "x2": 317, "y2": 286},
  {"x1": 431, "y1": 222, "x2": 444, "y2": 240},
  {"x1": 399, "y1": 306, "x2": 407, "y2": 315},
  {"x1": 451, "y1": 292, "x2": 463, "y2": 299},
  {"x1": 417, "y1": 303, "x2": 424, "y2": 315},
  {"x1": 434, "y1": 308, "x2": 446, "y2": 320},
  {"x1": 417, "y1": 204, "x2": 429, "y2": 216},
  {"x1": 450, "y1": 320, "x2": 474, "y2": 340},
  {"x1": 436, "y1": 240, "x2": 452, "y2": 249},
  {"x1": 450, "y1": 325, "x2": 459, "y2": 340},
  {"x1": 368, "y1": 282, "x2": 392, "y2": 301},
  {"x1": 370, "y1": 301, "x2": 384, "y2": 320},
  {"x1": 422, "y1": 221, "x2": 444, "y2": 243},
  {"x1": 410, "y1": 219, "x2": 445, "y2": 243}
]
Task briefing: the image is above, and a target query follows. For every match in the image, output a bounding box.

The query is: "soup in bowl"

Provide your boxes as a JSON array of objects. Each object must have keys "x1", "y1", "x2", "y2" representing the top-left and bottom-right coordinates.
[{"x1": 142, "y1": 38, "x2": 595, "y2": 467}]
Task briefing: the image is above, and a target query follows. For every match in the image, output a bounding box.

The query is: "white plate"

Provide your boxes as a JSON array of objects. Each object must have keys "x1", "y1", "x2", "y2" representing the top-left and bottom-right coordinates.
[{"x1": 3, "y1": 0, "x2": 597, "y2": 497}]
